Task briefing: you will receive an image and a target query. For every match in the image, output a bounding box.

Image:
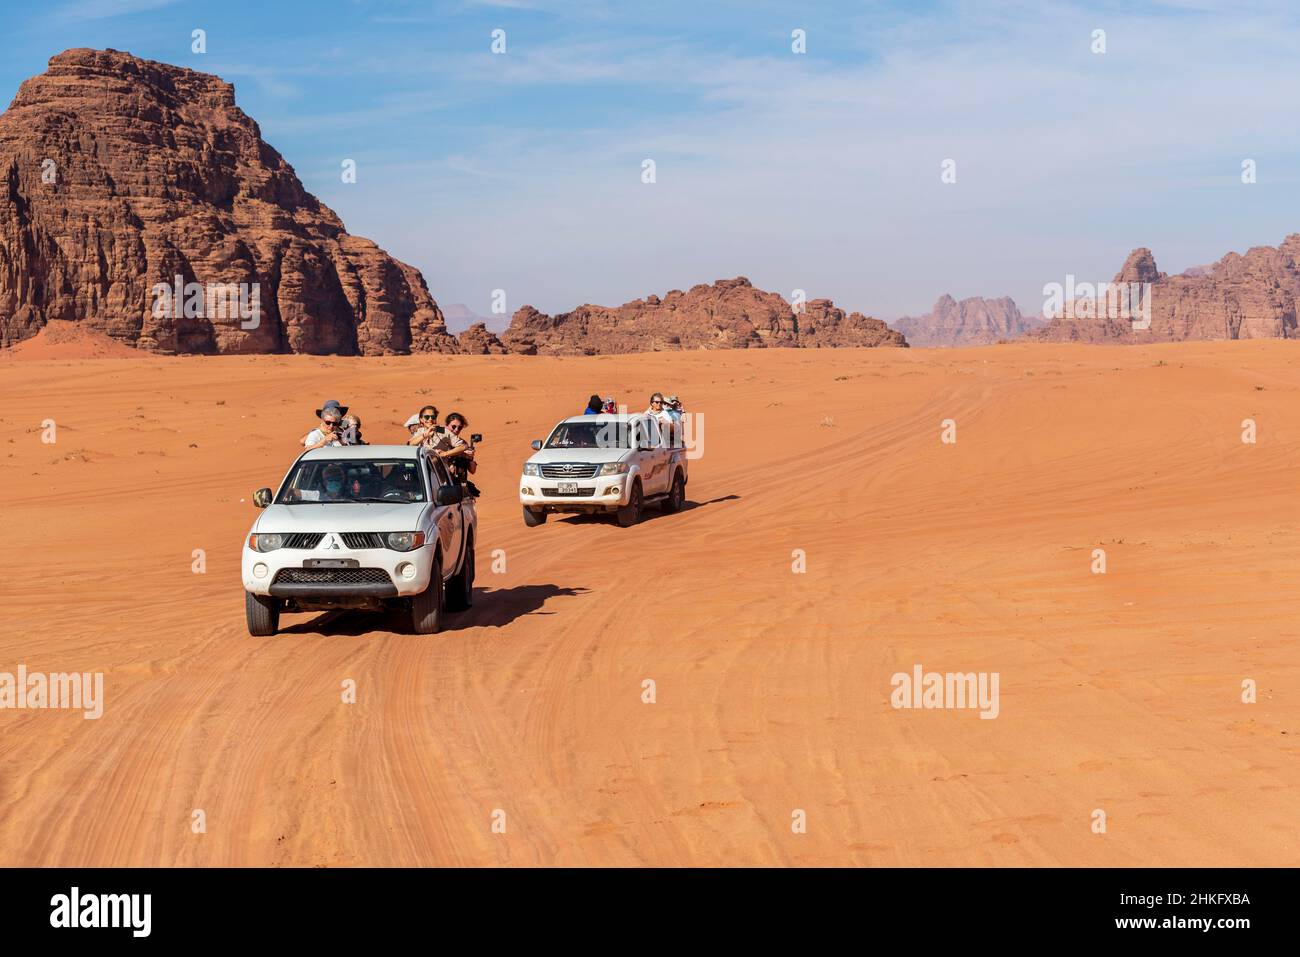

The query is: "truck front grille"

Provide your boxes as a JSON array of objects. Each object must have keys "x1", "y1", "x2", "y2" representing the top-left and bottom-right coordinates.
[
  {"x1": 272, "y1": 568, "x2": 393, "y2": 586},
  {"x1": 540, "y1": 463, "x2": 600, "y2": 480}
]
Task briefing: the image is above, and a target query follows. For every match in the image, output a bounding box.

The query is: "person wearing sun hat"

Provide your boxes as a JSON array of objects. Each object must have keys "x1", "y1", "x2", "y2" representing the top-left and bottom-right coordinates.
[
  {"x1": 314, "y1": 399, "x2": 349, "y2": 418},
  {"x1": 302, "y1": 400, "x2": 346, "y2": 449}
]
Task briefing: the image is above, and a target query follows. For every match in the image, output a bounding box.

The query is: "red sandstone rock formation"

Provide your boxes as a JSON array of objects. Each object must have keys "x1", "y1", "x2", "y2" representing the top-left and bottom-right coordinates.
[
  {"x1": 457, "y1": 321, "x2": 507, "y2": 355},
  {"x1": 0, "y1": 48, "x2": 459, "y2": 355},
  {"x1": 1032, "y1": 238, "x2": 1300, "y2": 342},
  {"x1": 499, "y1": 278, "x2": 907, "y2": 355}
]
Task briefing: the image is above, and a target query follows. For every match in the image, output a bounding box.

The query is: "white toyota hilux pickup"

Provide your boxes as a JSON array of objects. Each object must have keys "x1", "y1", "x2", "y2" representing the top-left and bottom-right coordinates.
[
  {"x1": 241, "y1": 444, "x2": 476, "y2": 636},
  {"x1": 519, "y1": 413, "x2": 687, "y2": 527}
]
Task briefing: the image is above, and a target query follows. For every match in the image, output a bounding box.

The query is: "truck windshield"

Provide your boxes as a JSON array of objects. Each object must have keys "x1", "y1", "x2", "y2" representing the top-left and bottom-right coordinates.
[
  {"x1": 545, "y1": 421, "x2": 636, "y2": 449},
  {"x1": 275, "y1": 459, "x2": 427, "y2": 504}
]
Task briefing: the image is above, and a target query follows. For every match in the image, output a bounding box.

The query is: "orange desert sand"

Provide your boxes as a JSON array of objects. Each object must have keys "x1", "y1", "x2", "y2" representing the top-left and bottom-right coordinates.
[{"x1": 0, "y1": 334, "x2": 1296, "y2": 866}]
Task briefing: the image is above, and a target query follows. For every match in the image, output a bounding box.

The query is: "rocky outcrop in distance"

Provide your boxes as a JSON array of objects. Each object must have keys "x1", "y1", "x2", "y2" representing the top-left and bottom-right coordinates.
[
  {"x1": 1032, "y1": 238, "x2": 1300, "y2": 342},
  {"x1": 893, "y1": 294, "x2": 1043, "y2": 347},
  {"x1": 499, "y1": 277, "x2": 907, "y2": 355}
]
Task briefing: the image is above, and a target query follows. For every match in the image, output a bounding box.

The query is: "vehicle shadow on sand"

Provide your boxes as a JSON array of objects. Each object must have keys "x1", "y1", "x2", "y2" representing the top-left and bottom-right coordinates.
[
  {"x1": 679, "y1": 493, "x2": 740, "y2": 512},
  {"x1": 462, "y1": 584, "x2": 590, "y2": 628},
  {"x1": 279, "y1": 583, "x2": 590, "y2": 636}
]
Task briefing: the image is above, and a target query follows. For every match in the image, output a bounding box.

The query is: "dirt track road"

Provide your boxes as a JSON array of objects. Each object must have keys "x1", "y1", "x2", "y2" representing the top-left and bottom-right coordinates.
[{"x1": 1, "y1": 343, "x2": 1297, "y2": 865}]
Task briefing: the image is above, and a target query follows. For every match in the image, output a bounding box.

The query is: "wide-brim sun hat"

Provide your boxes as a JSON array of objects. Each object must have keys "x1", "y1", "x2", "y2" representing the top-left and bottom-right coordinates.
[{"x1": 316, "y1": 399, "x2": 349, "y2": 418}]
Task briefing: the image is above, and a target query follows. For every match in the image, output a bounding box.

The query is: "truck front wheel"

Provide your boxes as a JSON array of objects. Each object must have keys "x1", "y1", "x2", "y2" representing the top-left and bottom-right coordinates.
[
  {"x1": 522, "y1": 506, "x2": 547, "y2": 527},
  {"x1": 616, "y1": 480, "x2": 643, "y2": 527},
  {"x1": 245, "y1": 591, "x2": 280, "y2": 637},
  {"x1": 409, "y1": 552, "x2": 445, "y2": 634}
]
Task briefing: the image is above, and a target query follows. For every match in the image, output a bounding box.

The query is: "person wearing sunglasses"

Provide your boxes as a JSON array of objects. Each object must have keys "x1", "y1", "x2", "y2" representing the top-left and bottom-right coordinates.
[
  {"x1": 645, "y1": 392, "x2": 676, "y2": 433},
  {"x1": 302, "y1": 401, "x2": 346, "y2": 450},
  {"x1": 431, "y1": 412, "x2": 481, "y2": 497},
  {"x1": 408, "y1": 405, "x2": 441, "y2": 446}
]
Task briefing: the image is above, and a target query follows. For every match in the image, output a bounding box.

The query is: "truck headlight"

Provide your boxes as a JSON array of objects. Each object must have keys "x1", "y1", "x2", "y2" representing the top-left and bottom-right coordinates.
[
  {"x1": 523, "y1": 463, "x2": 541, "y2": 476},
  {"x1": 250, "y1": 532, "x2": 283, "y2": 552},
  {"x1": 386, "y1": 531, "x2": 426, "y2": 551},
  {"x1": 599, "y1": 462, "x2": 629, "y2": 475}
]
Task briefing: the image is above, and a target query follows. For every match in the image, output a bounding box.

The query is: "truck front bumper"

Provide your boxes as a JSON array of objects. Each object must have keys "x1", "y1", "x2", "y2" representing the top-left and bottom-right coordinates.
[
  {"x1": 519, "y1": 474, "x2": 630, "y2": 509},
  {"x1": 242, "y1": 544, "x2": 434, "y2": 597}
]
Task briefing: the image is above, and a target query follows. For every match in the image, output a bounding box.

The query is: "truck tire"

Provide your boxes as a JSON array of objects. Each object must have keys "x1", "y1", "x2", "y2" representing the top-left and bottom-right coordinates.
[
  {"x1": 245, "y1": 591, "x2": 280, "y2": 637},
  {"x1": 522, "y1": 506, "x2": 547, "y2": 527},
  {"x1": 616, "y1": 479, "x2": 643, "y2": 527},
  {"x1": 445, "y1": 535, "x2": 475, "y2": 612},
  {"x1": 409, "y1": 551, "x2": 444, "y2": 634},
  {"x1": 661, "y1": 470, "x2": 685, "y2": 513}
]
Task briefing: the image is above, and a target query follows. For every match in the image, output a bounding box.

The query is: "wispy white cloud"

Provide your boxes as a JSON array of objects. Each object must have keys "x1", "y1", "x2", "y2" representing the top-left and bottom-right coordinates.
[{"x1": 51, "y1": 0, "x2": 179, "y2": 24}]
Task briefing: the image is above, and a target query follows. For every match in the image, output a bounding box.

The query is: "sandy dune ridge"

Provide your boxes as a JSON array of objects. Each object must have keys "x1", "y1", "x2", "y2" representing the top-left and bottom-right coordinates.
[{"x1": 0, "y1": 341, "x2": 1296, "y2": 866}]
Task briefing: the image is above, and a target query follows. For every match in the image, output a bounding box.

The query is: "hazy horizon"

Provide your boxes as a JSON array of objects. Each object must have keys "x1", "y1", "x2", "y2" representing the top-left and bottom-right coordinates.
[{"x1": 4, "y1": 0, "x2": 1297, "y2": 322}]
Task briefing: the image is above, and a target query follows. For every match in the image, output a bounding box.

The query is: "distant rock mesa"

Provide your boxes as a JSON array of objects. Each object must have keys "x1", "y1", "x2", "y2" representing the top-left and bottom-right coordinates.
[
  {"x1": 893, "y1": 294, "x2": 1042, "y2": 348},
  {"x1": 499, "y1": 277, "x2": 907, "y2": 355}
]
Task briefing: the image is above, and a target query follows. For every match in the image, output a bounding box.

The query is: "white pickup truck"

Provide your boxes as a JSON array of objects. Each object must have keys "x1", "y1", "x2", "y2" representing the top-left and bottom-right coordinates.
[
  {"x1": 519, "y1": 413, "x2": 688, "y2": 527},
  {"x1": 241, "y1": 444, "x2": 477, "y2": 636}
]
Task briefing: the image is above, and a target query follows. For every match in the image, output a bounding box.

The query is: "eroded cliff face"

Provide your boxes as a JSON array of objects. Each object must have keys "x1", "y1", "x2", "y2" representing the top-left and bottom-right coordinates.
[
  {"x1": 499, "y1": 277, "x2": 906, "y2": 355},
  {"x1": 1033, "y1": 239, "x2": 1300, "y2": 343},
  {"x1": 0, "y1": 48, "x2": 459, "y2": 354}
]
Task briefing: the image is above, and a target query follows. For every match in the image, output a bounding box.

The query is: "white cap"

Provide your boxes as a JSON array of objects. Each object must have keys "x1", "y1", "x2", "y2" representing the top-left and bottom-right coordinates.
[{"x1": 404, "y1": 414, "x2": 421, "y2": 428}]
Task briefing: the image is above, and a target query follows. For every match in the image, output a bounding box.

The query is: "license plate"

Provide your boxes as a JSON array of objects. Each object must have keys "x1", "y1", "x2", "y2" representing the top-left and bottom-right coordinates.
[
  {"x1": 304, "y1": 558, "x2": 359, "y2": 569},
  {"x1": 557, "y1": 482, "x2": 579, "y2": 494}
]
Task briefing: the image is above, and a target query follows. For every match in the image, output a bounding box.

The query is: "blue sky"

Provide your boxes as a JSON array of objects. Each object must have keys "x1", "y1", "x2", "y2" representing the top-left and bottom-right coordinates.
[{"x1": 3, "y1": 0, "x2": 1299, "y2": 320}]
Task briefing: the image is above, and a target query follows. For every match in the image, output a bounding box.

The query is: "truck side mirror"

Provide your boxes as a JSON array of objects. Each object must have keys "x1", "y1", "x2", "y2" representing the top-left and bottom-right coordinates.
[
  {"x1": 437, "y1": 484, "x2": 464, "y2": 506},
  {"x1": 253, "y1": 487, "x2": 273, "y2": 508},
  {"x1": 530, "y1": 440, "x2": 542, "y2": 450}
]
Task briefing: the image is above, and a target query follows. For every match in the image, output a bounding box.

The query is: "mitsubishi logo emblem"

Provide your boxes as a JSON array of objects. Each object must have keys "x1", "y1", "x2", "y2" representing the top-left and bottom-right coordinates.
[{"x1": 326, "y1": 534, "x2": 341, "y2": 550}]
